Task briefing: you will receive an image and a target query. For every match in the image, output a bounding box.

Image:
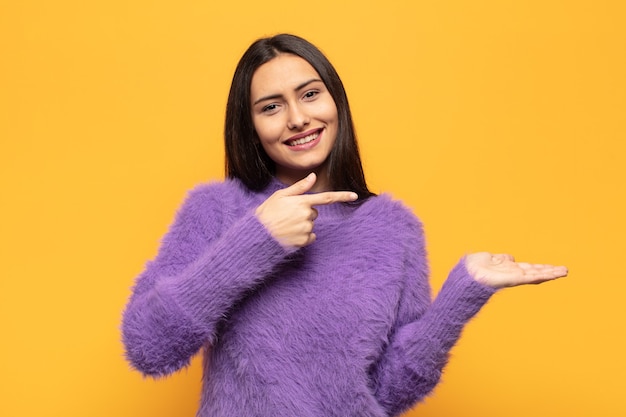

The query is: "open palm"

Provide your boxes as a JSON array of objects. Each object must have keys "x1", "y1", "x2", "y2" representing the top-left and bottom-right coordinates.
[{"x1": 465, "y1": 252, "x2": 568, "y2": 289}]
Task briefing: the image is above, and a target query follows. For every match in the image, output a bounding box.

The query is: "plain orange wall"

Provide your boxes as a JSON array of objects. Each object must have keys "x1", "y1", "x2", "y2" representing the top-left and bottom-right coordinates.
[{"x1": 1, "y1": 1, "x2": 625, "y2": 416}]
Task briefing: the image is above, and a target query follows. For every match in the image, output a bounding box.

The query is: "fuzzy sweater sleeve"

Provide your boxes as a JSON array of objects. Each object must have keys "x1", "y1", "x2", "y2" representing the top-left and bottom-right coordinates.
[
  {"x1": 372, "y1": 213, "x2": 496, "y2": 416},
  {"x1": 121, "y1": 184, "x2": 290, "y2": 377}
]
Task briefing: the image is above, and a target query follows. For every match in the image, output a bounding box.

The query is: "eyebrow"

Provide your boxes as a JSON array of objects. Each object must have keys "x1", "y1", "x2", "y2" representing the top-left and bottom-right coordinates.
[{"x1": 252, "y1": 78, "x2": 323, "y2": 106}]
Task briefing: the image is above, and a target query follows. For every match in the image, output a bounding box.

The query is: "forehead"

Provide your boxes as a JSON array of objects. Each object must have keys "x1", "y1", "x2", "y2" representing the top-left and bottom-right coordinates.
[{"x1": 250, "y1": 54, "x2": 321, "y2": 96}]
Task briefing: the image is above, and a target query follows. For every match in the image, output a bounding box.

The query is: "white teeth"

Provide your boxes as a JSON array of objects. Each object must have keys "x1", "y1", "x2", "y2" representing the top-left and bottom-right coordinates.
[{"x1": 288, "y1": 132, "x2": 319, "y2": 146}]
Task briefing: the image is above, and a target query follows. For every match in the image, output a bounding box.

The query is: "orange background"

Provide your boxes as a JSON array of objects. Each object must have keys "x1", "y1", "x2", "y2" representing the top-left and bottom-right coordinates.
[{"x1": 1, "y1": 1, "x2": 625, "y2": 416}]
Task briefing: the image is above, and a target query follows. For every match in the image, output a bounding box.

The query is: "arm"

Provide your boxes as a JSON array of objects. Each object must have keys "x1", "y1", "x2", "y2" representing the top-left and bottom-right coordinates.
[
  {"x1": 373, "y1": 247, "x2": 495, "y2": 415},
  {"x1": 122, "y1": 176, "x2": 358, "y2": 378},
  {"x1": 121, "y1": 185, "x2": 290, "y2": 377},
  {"x1": 372, "y1": 217, "x2": 567, "y2": 415}
]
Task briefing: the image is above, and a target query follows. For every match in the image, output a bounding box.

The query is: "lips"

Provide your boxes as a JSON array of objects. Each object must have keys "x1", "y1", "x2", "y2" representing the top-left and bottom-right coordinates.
[{"x1": 285, "y1": 128, "x2": 323, "y2": 147}]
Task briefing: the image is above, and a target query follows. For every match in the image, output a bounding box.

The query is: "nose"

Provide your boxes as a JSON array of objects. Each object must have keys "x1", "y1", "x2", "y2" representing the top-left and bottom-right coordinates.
[{"x1": 286, "y1": 103, "x2": 310, "y2": 130}]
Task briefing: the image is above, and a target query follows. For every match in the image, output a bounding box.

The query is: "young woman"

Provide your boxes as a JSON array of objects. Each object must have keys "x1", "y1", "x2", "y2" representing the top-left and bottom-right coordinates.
[{"x1": 122, "y1": 34, "x2": 567, "y2": 417}]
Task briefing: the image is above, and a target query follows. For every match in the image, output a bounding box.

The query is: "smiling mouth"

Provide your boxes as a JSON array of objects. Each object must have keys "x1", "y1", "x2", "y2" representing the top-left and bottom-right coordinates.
[{"x1": 285, "y1": 130, "x2": 321, "y2": 146}]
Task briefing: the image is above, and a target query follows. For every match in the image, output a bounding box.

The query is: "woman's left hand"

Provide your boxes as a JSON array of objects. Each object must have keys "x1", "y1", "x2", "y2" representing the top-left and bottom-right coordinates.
[{"x1": 465, "y1": 252, "x2": 568, "y2": 289}]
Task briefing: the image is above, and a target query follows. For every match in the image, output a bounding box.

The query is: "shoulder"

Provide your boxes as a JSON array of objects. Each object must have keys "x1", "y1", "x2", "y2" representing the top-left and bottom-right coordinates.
[
  {"x1": 181, "y1": 178, "x2": 253, "y2": 211},
  {"x1": 346, "y1": 193, "x2": 426, "y2": 253},
  {"x1": 186, "y1": 177, "x2": 250, "y2": 201},
  {"x1": 171, "y1": 178, "x2": 255, "y2": 230},
  {"x1": 357, "y1": 193, "x2": 424, "y2": 232}
]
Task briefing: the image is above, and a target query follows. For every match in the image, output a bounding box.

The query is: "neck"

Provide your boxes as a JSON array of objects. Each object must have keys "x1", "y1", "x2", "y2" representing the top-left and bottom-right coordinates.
[{"x1": 275, "y1": 165, "x2": 330, "y2": 192}]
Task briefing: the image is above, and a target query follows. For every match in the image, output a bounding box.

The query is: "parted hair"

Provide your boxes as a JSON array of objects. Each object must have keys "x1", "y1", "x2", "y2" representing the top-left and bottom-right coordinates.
[{"x1": 224, "y1": 33, "x2": 374, "y2": 200}]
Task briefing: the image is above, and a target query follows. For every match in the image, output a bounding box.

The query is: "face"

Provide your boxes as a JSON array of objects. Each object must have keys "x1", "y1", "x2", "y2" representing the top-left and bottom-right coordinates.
[{"x1": 250, "y1": 54, "x2": 338, "y2": 191}]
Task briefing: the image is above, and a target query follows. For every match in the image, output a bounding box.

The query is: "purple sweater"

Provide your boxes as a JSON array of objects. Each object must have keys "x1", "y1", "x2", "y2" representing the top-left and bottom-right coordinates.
[{"x1": 122, "y1": 178, "x2": 495, "y2": 416}]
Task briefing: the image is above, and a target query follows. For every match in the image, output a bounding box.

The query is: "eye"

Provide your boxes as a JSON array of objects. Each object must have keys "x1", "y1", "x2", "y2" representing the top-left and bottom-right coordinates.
[
  {"x1": 303, "y1": 90, "x2": 319, "y2": 100},
  {"x1": 261, "y1": 103, "x2": 279, "y2": 113}
]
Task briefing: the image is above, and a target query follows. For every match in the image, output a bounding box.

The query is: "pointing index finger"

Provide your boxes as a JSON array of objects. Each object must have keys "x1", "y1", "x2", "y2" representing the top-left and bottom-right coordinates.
[{"x1": 303, "y1": 191, "x2": 359, "y2": 206}]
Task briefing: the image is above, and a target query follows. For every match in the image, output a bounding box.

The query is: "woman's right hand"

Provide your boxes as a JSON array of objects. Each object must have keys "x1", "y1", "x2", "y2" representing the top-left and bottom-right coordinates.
[{"x1": 255, "y1": 173, "x2": 358, "y2": 249}]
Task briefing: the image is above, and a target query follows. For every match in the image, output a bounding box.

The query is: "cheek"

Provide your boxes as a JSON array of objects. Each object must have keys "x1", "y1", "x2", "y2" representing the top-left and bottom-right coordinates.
[
  {"x1": 323, "y1": 104, "x2": 339, "y2": 138},
  {"x1": 321, "y1": 100, "x2": 339, "y2": 126},
  {"x1": 253, "y1": 117, "x2": 282, "y2": 145}
]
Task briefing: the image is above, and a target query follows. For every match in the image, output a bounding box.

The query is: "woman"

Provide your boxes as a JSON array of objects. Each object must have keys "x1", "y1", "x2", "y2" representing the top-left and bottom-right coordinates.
[{"x1": 122, "y1": 34, "x2": 567, "y2": 416}]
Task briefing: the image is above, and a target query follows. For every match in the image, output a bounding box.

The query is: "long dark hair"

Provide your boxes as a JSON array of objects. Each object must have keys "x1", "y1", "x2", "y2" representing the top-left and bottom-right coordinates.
[{"x1": 224, "y1": 33, "x2": 374, "y2": 200}]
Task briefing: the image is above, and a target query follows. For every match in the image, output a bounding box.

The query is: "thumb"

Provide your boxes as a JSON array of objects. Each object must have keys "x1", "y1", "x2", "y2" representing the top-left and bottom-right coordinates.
[{"x1": 280, "y1": 173, "x2": 317, "y2": 196}]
